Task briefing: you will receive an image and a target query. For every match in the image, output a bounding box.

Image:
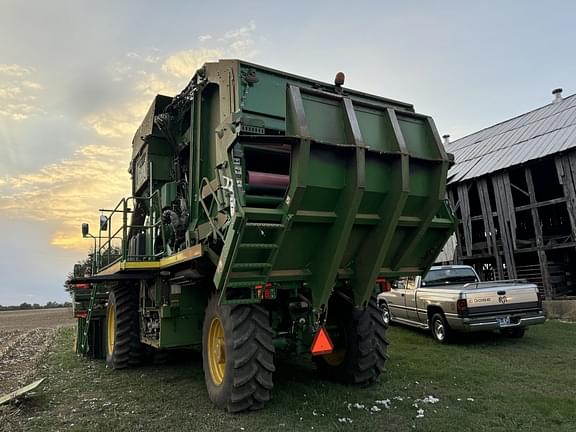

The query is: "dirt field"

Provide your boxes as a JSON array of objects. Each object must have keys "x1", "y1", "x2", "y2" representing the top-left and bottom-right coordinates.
[
  {"x1": 0, "y1": 308, "x2": 74, "y2": 404},
  {"x1": 0, "y1": 308, "x2": 74, "y2": 330}
]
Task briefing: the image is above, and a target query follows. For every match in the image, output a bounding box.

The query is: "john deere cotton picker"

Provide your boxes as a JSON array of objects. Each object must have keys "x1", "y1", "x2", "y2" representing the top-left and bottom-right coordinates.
[{"x1": 67, "y1": 60, "x2": 456, "y2": 412}]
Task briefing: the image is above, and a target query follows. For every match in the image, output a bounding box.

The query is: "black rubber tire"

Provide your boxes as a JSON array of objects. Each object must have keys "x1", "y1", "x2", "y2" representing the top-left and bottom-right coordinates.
[
  {"x1": 105, "y1": 285, "x2": 144, "y2": 369},
  {"x1": 202, "y1": 295, "x2": 275, "y2": 413},
  {"x1": 501, "y1": 327, "x2": 526, "y2": 338},
  {"x1": 380, "y1": 302, "x2": 391, "y2": 327},
  {"x1": 315, "y1": 295, "x2": 389, "y2": 386},
  {"x1": 430, "y1": 313, "x2": 453, "y2": 344}
]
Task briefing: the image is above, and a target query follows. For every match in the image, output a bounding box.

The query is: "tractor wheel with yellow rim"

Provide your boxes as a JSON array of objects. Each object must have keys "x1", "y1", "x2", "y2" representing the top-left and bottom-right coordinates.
[
  {"x1": 202, "y1": 295, "x2": 275, "y2": 413},
  {"x1": 105, "y1": 284, "x2": 143, "y2": 369},
  {"x1": 315, "y1": 293, "x2": 388, "y2": 386}
]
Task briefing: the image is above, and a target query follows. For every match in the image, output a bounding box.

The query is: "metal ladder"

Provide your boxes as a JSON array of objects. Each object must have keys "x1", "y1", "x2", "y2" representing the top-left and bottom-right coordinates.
[{"x1": 79, "y1": 285, "x2": 99, "y2": 355}]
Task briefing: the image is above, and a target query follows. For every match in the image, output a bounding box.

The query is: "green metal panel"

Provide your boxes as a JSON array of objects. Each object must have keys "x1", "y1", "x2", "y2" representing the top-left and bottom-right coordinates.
[
  {"x1": 158, "y1": 285, "x2": 208, "y2": 348},
  {"x1": 217, "y1": 73, "x2": 456, "y2": 309}
]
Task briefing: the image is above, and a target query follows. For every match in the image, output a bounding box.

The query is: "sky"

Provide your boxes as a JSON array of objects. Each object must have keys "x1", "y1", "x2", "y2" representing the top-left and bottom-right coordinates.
[{"x1": 1, "y1": 0, "x2": 575, "y2": 305}]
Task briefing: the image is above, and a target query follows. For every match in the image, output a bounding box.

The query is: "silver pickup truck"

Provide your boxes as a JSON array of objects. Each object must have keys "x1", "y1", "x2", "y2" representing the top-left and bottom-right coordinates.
[{"x1": 378, "y1": 265, "x2": 545, "y2": 342}]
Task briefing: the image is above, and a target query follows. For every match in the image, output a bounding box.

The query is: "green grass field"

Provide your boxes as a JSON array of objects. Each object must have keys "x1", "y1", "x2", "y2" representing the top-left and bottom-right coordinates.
[{"x1": 4, "y1": 321, "x2": 575, "y2": 432}]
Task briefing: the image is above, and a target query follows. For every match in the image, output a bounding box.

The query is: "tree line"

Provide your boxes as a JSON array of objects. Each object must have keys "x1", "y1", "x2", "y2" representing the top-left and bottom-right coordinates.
[{"x1": 0, "y1": 301, "x2": 73, "y2": 311}]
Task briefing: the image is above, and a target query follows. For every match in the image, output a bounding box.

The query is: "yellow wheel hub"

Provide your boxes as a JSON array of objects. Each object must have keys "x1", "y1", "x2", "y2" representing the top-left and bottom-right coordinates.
[
  {"x1": 207, "y1": 317, "x2": 226, "y2": 385},
  {"x1": 107, "y1": 304, "x2": 116, "y2": 356}
]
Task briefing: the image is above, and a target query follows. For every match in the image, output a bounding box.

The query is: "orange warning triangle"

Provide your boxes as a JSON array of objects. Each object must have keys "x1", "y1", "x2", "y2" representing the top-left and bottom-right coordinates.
[{"x1": 311, "y1": 326, "x2": 334, "y2": 356}]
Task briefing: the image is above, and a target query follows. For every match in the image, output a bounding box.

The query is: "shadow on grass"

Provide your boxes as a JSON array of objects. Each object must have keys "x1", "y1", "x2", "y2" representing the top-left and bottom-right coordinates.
[{"x1": 388, "y1": 321, "x2": 535, "y2": 347}]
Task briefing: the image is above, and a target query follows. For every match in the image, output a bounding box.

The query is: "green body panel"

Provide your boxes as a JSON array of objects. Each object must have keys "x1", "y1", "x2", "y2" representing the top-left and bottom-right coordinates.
[
  {"x1": 157, "y1": 286, "x2": 208, "y2": 347},
  {"x1": 79, "y1": 59, "x2": 456, "y2": 350}
]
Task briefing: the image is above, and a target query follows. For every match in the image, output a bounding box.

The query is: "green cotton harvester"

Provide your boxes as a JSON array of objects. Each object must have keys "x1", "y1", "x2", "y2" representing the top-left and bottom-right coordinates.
[{"x1": 67, "y1": 60, "x2": 457, "y2": 412}]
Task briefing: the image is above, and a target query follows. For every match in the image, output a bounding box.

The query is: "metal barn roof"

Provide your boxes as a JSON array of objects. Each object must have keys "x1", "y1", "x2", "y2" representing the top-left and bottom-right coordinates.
[{"x1": 447, "y1": 92, "x2": 576, "y2": 184}]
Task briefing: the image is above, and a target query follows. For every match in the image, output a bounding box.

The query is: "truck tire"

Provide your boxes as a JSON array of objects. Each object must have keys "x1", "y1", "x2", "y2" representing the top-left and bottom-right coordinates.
[
  {"x1": 202, "y1": 295, "x2": 275, "y2": 413},
  {"x1": 430, "y1": 313, "x2": 453, "y2": 343},
  {"x1": 315, "y1": 295, "x2": 388, "y2": 386},
  {"x1": 380, "y1": 302, "x2": 391, "y2": 327},
  {"x1": 105, "y1": 285, "x2": 143, "y2": 369}
]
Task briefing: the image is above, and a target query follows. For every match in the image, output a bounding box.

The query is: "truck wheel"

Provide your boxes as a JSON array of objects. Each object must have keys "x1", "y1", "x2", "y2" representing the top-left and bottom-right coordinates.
[
  {"x1": 315, "y1": 296, "x2": 388, "y2": 386},
  {"x1": 380, "y1": 302, "x2": 391, "y2": 327},
  {"x1": 501, "y1": 327, "x2": 525, "y2": 338},
  {"x1": 105, "y1": 285, "x2": 143, "y2": 369},
  {"x1": 430, "y1": 313, "x2": 453, "y2": 343},
  {"x1": 202, "y1": 295, "x2": 275, "y2": 413}
]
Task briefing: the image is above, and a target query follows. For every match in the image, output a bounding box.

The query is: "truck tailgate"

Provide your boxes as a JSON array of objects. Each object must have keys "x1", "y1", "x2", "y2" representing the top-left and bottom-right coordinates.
[{"x1": 464, "y1": 283, "x2": 540, "y2": 314}]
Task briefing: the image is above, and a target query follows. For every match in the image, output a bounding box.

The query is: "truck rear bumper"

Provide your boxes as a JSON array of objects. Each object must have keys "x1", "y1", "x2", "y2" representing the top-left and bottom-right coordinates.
[{"x1": 448, "y1": 310, "x2": 545, "y2": 332}]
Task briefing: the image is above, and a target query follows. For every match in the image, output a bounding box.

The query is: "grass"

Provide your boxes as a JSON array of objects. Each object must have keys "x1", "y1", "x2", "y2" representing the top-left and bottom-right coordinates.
[{"x1": 4, "y1": 321, "x2": 576, "y2": 432}]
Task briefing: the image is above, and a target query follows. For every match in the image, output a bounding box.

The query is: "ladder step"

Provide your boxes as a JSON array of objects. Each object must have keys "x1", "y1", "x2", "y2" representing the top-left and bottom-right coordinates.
[
  {"x1": 246, "y1": 222, "x2": 285, "y2": 229},
  {"x1": 238, "y1": 243, "x2": 279, "y2": 250},
  {"x1": 232, "y1": 262, "x2": 273, "y2": 270}
]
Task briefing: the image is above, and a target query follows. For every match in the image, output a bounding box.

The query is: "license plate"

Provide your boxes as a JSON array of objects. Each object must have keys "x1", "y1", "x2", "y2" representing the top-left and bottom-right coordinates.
[{"x1": 497, "y1": 316, "x2": 511, "y2": 327}]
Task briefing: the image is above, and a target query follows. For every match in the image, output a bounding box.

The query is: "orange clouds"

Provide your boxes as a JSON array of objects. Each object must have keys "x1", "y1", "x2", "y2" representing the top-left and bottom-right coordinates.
[
  {"x1": 0, "y1": 142, "x2": 131, "y2": 250},
  {"x1": 1, "y1": 22, "x2": 259, "y2": 251}
]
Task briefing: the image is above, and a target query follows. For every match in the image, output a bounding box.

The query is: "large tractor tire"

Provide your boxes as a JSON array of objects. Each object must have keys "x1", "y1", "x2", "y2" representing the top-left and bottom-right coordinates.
[
  {"x1": 202, "y1": 295, "x2": 275, "y2": 413},
  {"x1": 105, "y1": 285, "x2": 143, "y2": 369},
  {"x1": 315, "y1": 295, "x2": 388, "y2": 386}
]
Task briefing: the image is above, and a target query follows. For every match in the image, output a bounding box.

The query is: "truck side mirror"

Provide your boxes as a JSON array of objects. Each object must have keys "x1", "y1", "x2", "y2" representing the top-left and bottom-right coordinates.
[
  {"x1": 100, "y1": 215, "x2": 109, "y2": 231},
  {"x1": 82, "y1": 223, "x2": 89, "y2": 237}
]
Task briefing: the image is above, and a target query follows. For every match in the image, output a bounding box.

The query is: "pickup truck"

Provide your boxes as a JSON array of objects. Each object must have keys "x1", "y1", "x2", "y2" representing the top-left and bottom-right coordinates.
[{"x1": 377, "y1": 265, "x2": 545, "y2": 342}]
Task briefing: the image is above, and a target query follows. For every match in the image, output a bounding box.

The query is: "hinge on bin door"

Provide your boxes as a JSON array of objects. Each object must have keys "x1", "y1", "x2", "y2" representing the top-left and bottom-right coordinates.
[{"x1": 312, "y1": 304, "x2": 328, "y2": 333}]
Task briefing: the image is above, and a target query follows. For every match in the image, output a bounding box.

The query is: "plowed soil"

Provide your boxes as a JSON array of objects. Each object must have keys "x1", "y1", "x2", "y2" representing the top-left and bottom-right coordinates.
[{"x1": 0, "y1": 308, "x2": 73, "y2": 429}]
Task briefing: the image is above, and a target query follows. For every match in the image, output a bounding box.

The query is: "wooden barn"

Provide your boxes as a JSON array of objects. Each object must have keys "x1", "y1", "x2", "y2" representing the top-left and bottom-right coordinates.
[{"x1": 445, "y1": 89, "x2": 576, "y2": 300}]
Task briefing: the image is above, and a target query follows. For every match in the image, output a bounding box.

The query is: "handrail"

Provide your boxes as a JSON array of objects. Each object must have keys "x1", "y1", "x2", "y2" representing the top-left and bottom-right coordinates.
[{"x1": 95, "y1": 191, "x2": 166, "y2": 272}]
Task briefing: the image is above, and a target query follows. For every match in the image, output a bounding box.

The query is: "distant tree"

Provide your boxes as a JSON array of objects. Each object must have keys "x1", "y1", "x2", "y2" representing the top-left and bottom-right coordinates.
[{"x1": 19, "y1": 302, "x2": 32, "y2": 309}]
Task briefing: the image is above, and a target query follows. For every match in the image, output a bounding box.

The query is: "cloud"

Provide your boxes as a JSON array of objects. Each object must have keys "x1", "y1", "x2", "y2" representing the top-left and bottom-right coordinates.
[
  {"x1": 0, "y1": 64, "x2": 34, "y2": 77},
  {"x1": 126, "y1": 51, "x2": 161, "y2": 64},
  {"x1": 0, "y1": 63, "x2": 43, "y2": 120},
  {"x1": 85, "y1": 99, "x2": 150, "y2": 138},
  {"x1": 220, "y1": 21, "x2": 258, "y2": 57},
  {"x1": 0, "y1": 22, "x2": 261, "y2": 250},
  {"x1": 87, "y1": 21, "x2": 259, "y2": 139},
  {"x1": 161, "y1": 48, "x2": 223, "y2": 79},
  {"x1": 0, "y1": 141, "x2": 131, "y2": 250}
]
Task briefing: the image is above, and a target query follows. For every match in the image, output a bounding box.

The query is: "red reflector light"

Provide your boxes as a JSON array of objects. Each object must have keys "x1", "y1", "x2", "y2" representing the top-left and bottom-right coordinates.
[
  {"x1": 311, "y1": 326, "x2": 334, "y2": 356},
  {"x1": 255, "y1": 283, "x2": 274, "y2": 300},
  {"x1": 456, "y1": 299, "x2": 468, "y2": 315},
  {"x1": 74, "y1": 283, "x2": 90, "y2": 289},
  {"x1": 75, "y1": 311, "x2": 88, "y2": 319}
]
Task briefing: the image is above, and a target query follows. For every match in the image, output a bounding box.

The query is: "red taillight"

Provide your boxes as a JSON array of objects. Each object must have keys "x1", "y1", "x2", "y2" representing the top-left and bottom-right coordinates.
[
  {"x1": 255, "y1": 283, "x2": 275, "y2": 300},
  {"x1": 75, "y1": 311, "x2": 88, "y2": 319},
  {"x1": 74, "y1": 283, "x2": 90, "y2": 289},
  {"x1": 376, "y1": 278, "x2": 391, "y2": 292},
  {"x1": 456, "y1": 299, "x2": 468, "y2": 315}
]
